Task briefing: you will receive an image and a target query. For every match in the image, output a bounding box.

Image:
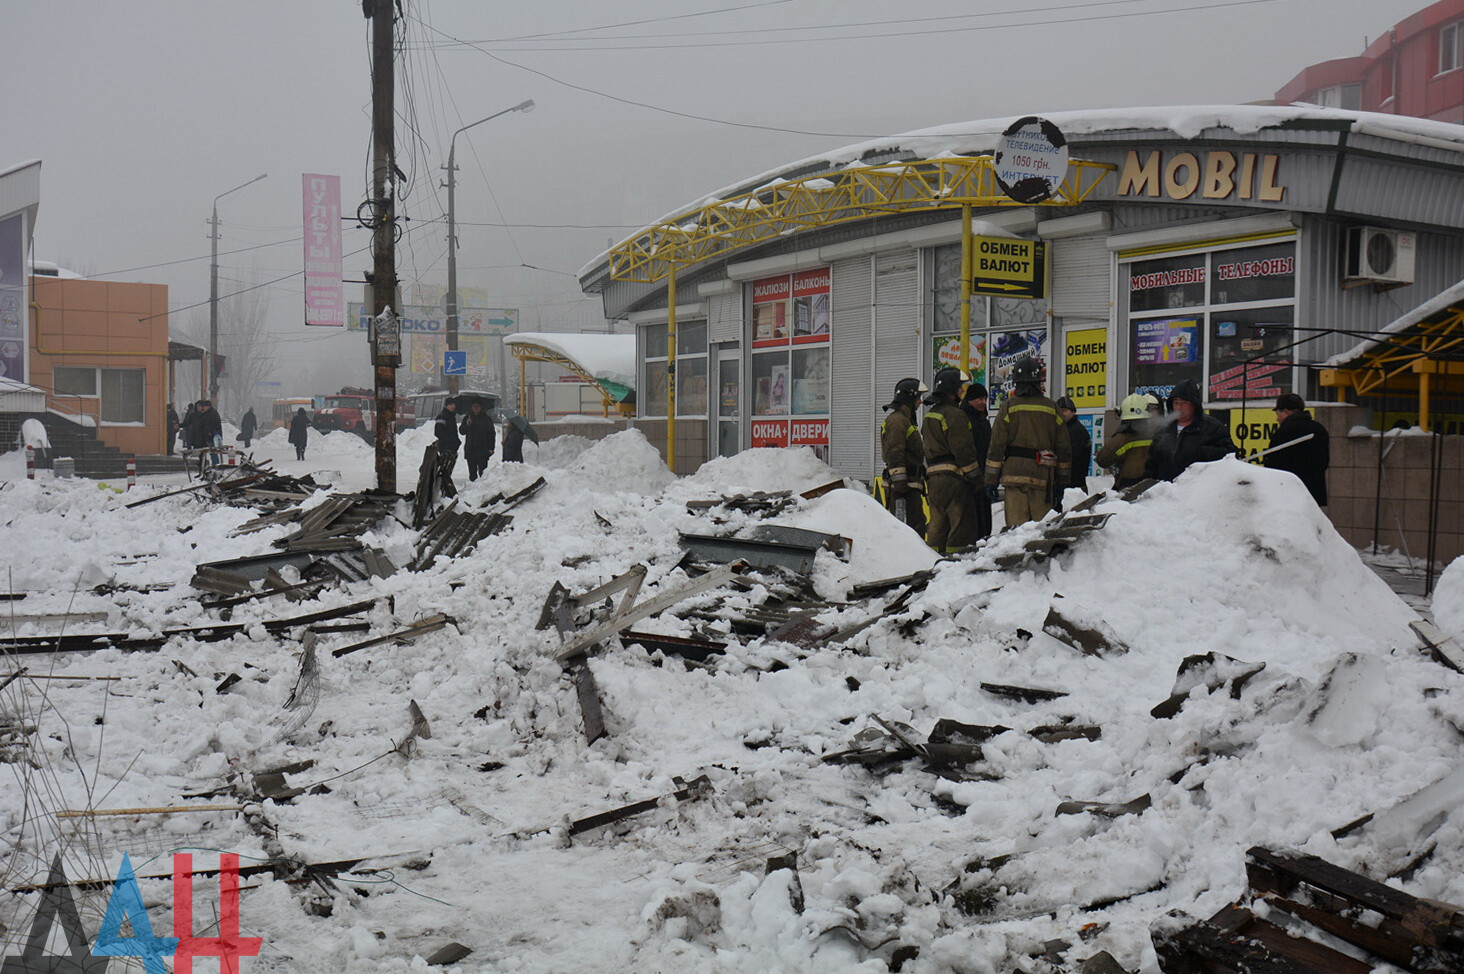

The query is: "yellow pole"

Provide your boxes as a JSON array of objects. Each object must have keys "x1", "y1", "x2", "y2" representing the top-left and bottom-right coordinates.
[
  {"x1": 667, "y1": 268, "x2": 677, "y2": 472},
  {"x1": 959, "y1": 204, "x2": 973, "y2": 373},
  {"x1": 1420, "y1": 367, "x2": 1431, "y2": 432}
]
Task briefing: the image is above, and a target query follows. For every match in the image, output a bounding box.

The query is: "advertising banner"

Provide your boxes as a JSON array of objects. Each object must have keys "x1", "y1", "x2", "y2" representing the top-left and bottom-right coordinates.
[
  {"x1": 750, "y1": 419, "x2": 789, "y2": 448},
  {"x1": 971, "y1": 235, "x2": 1046, "y2": 298},
  {"x1": 933, "y1": 334, "x2": 987, "y2": 382},
  {"x1": 1134, "y1": 317, "x2": 1199, "y2": 365},
  {"x1": 1209, "y1": 361, "x2": 1286, "y2": 401},
  {"x1": 791, "y1": 268, "x2": 831, "y2": 343},
  {"x1": 347, "y1": 302, "x2": 517, "y2": 333},
  {"x1": 302, "y1": 174, "x2": 344, "y2": 327},
  {"x1": 1063, "y1": 327, "x2": 1107, "y2": 408},
  {"x1": 752, "y1": 275, "x2": 791, "y2": 347},
  {"x1": 987, "y1": 329, "x2": 1047, "y2": 407},
  {"x1": 789, "y1": 418, "x2": 828, "y2": 446},
  {"x1": 0, "y1": 214, "x2": 25, "y2": 381}
]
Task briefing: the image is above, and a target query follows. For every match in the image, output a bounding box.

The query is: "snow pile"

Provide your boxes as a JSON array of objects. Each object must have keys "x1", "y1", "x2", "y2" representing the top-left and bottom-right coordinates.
[
  {"x1": 1434, "y1": 556, "x2": 1464, "y2": 643},
  {"x1": 1, "y1": 441, "x2": 1459, "y2": 974}
]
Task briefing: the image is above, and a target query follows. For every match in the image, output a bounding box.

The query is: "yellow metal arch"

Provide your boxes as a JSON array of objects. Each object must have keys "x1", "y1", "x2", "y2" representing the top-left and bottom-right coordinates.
[
  {"x1": 1320, "y1": 307, "x2": 1464, "y2": 431},
  {"x1": 506, "y1": 341, "x2": 628, "y2": 418},
  {"x1": 607, "y1": 155, "x2": 1115, "y2": 284}
]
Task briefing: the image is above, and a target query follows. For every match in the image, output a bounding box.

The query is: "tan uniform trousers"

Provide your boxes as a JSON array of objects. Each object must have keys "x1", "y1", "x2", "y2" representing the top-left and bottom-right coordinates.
[
  {"x1": 926, "y1": 473, "x2": 971, "y2": 553},
  {"x1": 1003, "y1": 485, "x2": 1049, "y2": 528}
]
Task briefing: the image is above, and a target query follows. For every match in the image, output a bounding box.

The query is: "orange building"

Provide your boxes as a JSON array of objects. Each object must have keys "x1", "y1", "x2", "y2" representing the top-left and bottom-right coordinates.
[{"x1": 29, "y1": 275, "x2": 171, "y2": 457}]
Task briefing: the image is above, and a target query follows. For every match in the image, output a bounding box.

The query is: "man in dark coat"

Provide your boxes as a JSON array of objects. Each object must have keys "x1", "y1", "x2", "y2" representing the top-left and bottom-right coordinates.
[
  {"x1": 190, "y1": 399, "x2": 223, "y2": 449},
  {"x1": 1056, "y1": 395, "x2": 1090, "y2": 500},
  {"x1": 166, "y1": 403, "x2": 180, "y2": 455},
  {"x1": 1144, "y1": 379, "x2": 1235, "y2": 482},
  {"x1": 1265, "y1": 392, "x2": 1329, "y2": 506},
  {"x1": 502, "y1": 414, "x2": 537, "y2": 462},
  {"x1": 959, "y1": 382, "x2": 993, "y2": 541},
  {"x1": 239, "y1": 407, "x2": 258, "y2": 448},
  {"x1": 179, "y1": 402, "x2": 197, "y2": 449},
  {"x1": 434, "y1": 398, "x2": 461, "y2": 496},
  {"x1": 288, "y1": 407, "x2": 310, "y2": 460},
  {"x1": 459, "y1": 399, "x2": 497, "y2": 481}
]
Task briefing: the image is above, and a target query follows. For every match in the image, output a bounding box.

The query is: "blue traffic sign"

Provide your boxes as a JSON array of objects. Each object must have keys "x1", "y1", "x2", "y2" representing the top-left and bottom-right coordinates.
[{"x1": 443, "y1": 350, "x2": 468, "y2": 375}]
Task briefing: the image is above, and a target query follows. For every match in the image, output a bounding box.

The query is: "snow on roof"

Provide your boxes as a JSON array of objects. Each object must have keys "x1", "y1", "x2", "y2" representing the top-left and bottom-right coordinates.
[
  {"x1": 579, "y1": 104, "x2": 1464, "y2": 280},
  {"x1": 1323, "y1": 276, "x2": 1464, "y2": 368},
  {"x1": 506, "y1": 331, "x2": 636, "y2": 389},
  {"x1": 31, "y1": 259, "x2": 83, "y2": 279}
]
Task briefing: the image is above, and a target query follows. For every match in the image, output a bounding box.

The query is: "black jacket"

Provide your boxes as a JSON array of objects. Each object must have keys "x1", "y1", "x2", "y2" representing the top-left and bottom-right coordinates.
[
  {"x1": 959, "y1": 402, "x2": 992, "y2": 469},
  {"x1": 1064, "y1": 416, "x2": 1091, "y2": 491},
  {"x1": 189, "y1": 407, "x2": 222, "y2": 448},
  {"x1": 459, "y1": 411, "x2": 497, "y2": 461},
  {"x1": 434, "y1": 407, "x2": 461, "y2": 454},
  {"x1": 288, "y1": 409, "x2": 310, "y2": 447},
  {"x1": 240, "y1": 409, "x2": 257, "y2": 439},
  {"x1": 1145, "y1": 412, "x2": 1235, "y2": 482},
  {"x1": 1265, "y1": 413, "x2": 1329, "y2": 506}
]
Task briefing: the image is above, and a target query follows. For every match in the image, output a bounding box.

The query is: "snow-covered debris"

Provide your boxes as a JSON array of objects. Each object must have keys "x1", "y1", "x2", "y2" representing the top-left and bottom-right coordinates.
[{"x1": 1, "y1": 437, "x2": 1460, "y2": 973}]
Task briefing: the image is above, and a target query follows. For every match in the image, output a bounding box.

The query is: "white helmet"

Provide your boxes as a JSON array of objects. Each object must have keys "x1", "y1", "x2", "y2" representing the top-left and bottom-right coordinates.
[{"x1": 1119, "y1": 393, "x2": 1151, "y2": 421}]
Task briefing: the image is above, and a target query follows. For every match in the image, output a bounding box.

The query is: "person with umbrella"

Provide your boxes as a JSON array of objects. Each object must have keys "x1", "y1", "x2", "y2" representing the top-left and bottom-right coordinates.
[{"x1": 502, "y1": 413, "x2": 539, "y2": 462}]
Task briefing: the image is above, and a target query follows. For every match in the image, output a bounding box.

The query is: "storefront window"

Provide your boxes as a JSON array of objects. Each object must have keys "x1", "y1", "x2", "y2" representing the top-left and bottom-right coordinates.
[
  {"x1": 1129, "y1": 253, "x2": 1206, "y2": 313},
  {"x1": 748, "y1": 269, "x2": 831, "y2": 452},
  {"x1": 1131, "y1": 316, "x2": 1203, "y2": 399},
  {"x1": 639, "y1": 319, "x2": 706, "y2": 418},
  {"x1": 752, "y1": 350, "x2": 789, "y2": 416},
  {"x1": 1209, "y1": 243, "x2": 1295, "y2": 306},
  {"x1": 1208, "y1": 306, "x2": 1294, "y2": 399}
]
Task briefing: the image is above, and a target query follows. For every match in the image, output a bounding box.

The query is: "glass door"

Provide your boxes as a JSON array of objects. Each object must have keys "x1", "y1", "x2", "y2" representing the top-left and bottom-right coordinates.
[{"x1": 715, "y1": 343, "x2": 741, "y2": 457}]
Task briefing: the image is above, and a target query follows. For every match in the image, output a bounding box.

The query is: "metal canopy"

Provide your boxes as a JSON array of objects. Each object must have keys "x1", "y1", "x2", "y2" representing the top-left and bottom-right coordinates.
[
  {"x1": 505, "y1": 342, "x2": 627, "y2": 417},
  {"x1": 606, "y1": 155, "x2": 1115, "y2": 284},
  {"x1": 1321, "y1": 304, "x2": 1464, "y2": 428}
]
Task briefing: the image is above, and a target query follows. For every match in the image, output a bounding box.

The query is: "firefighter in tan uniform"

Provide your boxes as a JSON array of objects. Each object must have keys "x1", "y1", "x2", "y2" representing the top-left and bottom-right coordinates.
[
  {"x1": 1095, "y1": 393, "x2": 1156, "y2": 490},
  {"x1": 984, "y1": 357, "x2": 1071, "y2": 528},
  {"x1": 920, "y1": 367, "x2": 982, "y2": 553},
  {"x1": 879, "y1": 377, "x2": 928, "y2": 536}
]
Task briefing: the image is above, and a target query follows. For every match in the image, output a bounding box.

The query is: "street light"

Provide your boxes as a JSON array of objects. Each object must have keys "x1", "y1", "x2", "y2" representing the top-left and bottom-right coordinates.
[
  {"x1": 209, "y1": 173, "x2": 268, "y2": 403},
  {"x1": 445, "y1": 99, "x2": 535, "y2": 397}
]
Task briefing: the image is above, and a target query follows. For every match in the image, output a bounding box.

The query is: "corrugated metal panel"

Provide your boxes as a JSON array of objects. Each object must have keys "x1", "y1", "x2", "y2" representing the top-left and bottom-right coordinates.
[
  {"x1": 829, "y1": 256, "x2": 874, "y2": 480},
  {"x1": 1050, "y1": 234, "x2": 1112, "y2": 319},
  {"x1": 1334, "y1": 156, "x2": 1464, "y2": 228},
  {"x1": 1298, "y1": 217, "x2": 1464, "y2": 365},
  {"x1": 873, "y1": 249, "x2": 921, "y2": 469},
  {"x1": 1108, "y1": 202, "x2": 1252, "y2": 234},
  {"x1": 708, "y1": 289, "x2": 742, "y2": 344}
]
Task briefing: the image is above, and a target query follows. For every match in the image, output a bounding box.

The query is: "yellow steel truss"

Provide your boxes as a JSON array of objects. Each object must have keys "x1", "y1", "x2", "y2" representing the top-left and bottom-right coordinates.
[
  {"x1": 506, "y1": 342, "x2": 624, "y2": 418},
  {"x1": 607, "y1": 156, "x2": 1115, "y2": 283},
  {"x1": 1322, "y1": 309, "x2": 1464, "y2": 397}
]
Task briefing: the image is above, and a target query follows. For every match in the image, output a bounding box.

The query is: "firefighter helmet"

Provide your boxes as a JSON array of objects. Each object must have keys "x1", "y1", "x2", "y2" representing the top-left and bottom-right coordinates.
[
  {"x1": 931, "y1": 367, "x2": 970, "y2": 399},
  {"x1": 1119, "y1": 393, "x2": 1151, "y2": 421},
  {"x1": 1010, "y1": 356, "x2": 1043, "y2": 383},
  {"x1": 889, "y1": 377, "x2": 928, "y2": 406}
]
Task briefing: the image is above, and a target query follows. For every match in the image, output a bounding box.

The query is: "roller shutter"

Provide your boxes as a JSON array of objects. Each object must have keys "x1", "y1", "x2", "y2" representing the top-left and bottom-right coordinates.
[
  {"x1": 1050, "y1": 234, "x2": 1112, "y2": 320},
  {"x1": 829, "y1": 256, "x2": 874, "y2": 480}
]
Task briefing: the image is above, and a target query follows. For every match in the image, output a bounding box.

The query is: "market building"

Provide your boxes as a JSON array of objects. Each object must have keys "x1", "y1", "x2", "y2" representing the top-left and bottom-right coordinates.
[{"x1": 577, "y1": 104, "x2": 1464, "y2": 559}]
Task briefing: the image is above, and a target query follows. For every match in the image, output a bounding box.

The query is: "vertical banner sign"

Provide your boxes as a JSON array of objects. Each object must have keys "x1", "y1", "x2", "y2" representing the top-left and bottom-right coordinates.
[
  {"x1": 0, "y1": 213, "x2": 25, "y2": 382},
  {"x1": 302, "y1": 174, "x2": 344, "y2": 326},
  {"x1": 1064, "y1": 328, "x2": 1107, "y2": 408}
]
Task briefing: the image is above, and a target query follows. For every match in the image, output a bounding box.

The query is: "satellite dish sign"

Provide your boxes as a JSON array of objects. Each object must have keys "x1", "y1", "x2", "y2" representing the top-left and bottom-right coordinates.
[{"x1": 993, "y1": 116, "x2": 1069, "y2": 204}]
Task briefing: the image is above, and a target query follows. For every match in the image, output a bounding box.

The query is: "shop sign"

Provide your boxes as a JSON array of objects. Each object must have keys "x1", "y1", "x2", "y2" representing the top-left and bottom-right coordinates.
[
  {"x1": 1117, "y1": 149, "x2": 1285, "y2": 203},
  {"x1": 993, "y1": 116, "x2": 1069, "y2": 204},
  {"x1": 1064, "y1": 328, "x2": 1107, "y2": 408},
  {"x1": 1229, "y1": 407, "x2": 1285, "y2": 460},
  {"x1": 933, "y1": 334, "x2": 987, "y2": 379},
  {"x1": 791, "y1": 269, "x2": 831, "y2": 344},
  {"x1": 751, "y1": 419, "x2": 789, "y2": 448},
  {"x1": 1134, "y1": 318, "x2": 1198, "y2": 365},
  {"x1": 1209, "y1": 362, "x2": 1285, "y2": 401},
  {"x1": 971, "y1": 235, "x2": 1046, "y2": 298},
  {"x1": 789, "y1": 419, "x2": 828, "y2": 446}
]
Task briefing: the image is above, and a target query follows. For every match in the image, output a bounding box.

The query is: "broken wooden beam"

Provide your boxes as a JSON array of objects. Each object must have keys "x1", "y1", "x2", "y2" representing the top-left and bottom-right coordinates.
[
  {"x1": 568, "y1": 775, "x2": 712, "y2": 836},
  {"x1": 619, "y1": 630, "x2": 727, "y2": 663},
  {"x1": 1056, "y1": 794, "x2": 1151, "y2": 818},
  {"x1": 1151, "y1": 653, "x2": 1267, "y2": 719},
  {"x1": 553, "y1": 562, "x2": 746, "y2": 662},
  {"x1": 1042, "y1": 604, "x2": 1126, "y2": 657},
  {"x1": 980, "y1": 682, "x2": 1068, "y2": 704},
  {"x1": 573, "y1": 665, "x2": 607, "y2": 745},
  {"x1": 330, "y1": 613, "x2": 455, "y2": 658},
  {"x1": 1152, "y1": 904, "x2": 1372, "y2": 974},
  {"x1": 1411, "y1": 619, "x2": 1464, "y2": 673}
]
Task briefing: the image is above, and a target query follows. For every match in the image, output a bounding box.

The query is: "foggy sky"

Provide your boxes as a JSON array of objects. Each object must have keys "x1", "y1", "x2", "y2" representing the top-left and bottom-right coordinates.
[{"x1": 0, "y1": 0, "x2": 1431, "y2": 396}]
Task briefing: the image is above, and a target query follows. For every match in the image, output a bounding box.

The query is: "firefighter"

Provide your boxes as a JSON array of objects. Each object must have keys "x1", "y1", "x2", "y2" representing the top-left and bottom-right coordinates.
[
  {"x1": 1096, "y1": 393, "x2": 1156, "y2": 490},
  {"x1": 879, "y1": 377, "x2": 928, "y2": 536},
  {"x1": 920, "y1": 367, "x2": 981, "y2": 553},
  {"x1": 984, "y1": 357, "x2": 1070, "y2": 528}
]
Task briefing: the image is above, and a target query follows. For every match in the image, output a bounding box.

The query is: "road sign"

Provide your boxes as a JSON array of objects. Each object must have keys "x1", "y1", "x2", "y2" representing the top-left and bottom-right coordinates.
[
  {"x1": 971, "y1": 235, "x2": 1047, "y2": 299},
  {"x1": 993, "y1": 116, "x2": 1069, "y2": 204},
  {"x1": 443, "y1": 349, "x2": 467, "y2": 375}
]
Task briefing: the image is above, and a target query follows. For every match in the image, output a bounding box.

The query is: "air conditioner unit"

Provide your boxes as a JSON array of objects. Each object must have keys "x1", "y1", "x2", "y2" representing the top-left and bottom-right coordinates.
[{"x1": 1344, "y1": 226, "x2": 1415, "y2": 288}]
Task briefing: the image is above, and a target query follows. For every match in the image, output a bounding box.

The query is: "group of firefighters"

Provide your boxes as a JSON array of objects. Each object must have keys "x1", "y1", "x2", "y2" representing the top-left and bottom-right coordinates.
[{"x1": 879, "y1": 359, "x2": 1287, "y2": 553}]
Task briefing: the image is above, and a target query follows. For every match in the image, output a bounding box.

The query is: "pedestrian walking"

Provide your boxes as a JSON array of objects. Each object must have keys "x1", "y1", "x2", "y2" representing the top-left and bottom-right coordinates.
[
  {"x1": 1056, "y1": 395, "x2": 1090, "y2": 501},
  {"x1": 1145, "y1": 379, "x2": 1236, "y2": 482},
  {"x1": 1096, "y1": 393, "x2": 1156, "y2": 490},
  {"x1": 459, "y1": 399, "x2": 497, "y2": 481},
  {"x1": 434, "y1": 397, "x2": 461, "y2": 497},
  {"x1": 920, "y1": 367, "x2": 981, "y2": 553},
  {"x1": 984, "y1": 357, "x2": 1071, "y2": 529},
  {"x1": 959, "y1": 382, "x2": 994, "y2": 541},
  {"x1": 1264, "y1": 392, "x2": 1329, "y2": 506},
  {"x1": 879, "y1": 377, "x2": 928, "y2": 537},
  {"x1": 288, "y1": 407, "x2": 310, "y2": 461},
  {"x1": 502, "y1": 414, "x2": 538, "y2": 463},
  {"x1": 190, "y1": 399, "x2": 222, "y2": 449},
  {"x1": 166, "y1": 403, "x2": 180, "y2": 455},
  {"x1": 179, "y1": 402, "x2": 197, "y2": 449},
  {"x1": 238, "y1": 407, "x2": 258, "y2": 448}
]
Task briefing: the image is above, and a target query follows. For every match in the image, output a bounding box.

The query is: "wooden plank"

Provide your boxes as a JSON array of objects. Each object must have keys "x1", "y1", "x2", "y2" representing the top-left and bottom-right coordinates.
[
  {"x1": 554, "y1": 562, "x2": 745, "y2": 661},
  {"x1": 1411, "y1": 620, "x2": 1464, "y2": 672},
  {"x1": 980, "y1": 682, "x2": 1068, "y2": 704},
  {"x1": 573, "y1": 665, "x2": 606, "y2": 744},
  {"x1": 1152, "y1": 905, "x2": 1371, "y2": 974}
]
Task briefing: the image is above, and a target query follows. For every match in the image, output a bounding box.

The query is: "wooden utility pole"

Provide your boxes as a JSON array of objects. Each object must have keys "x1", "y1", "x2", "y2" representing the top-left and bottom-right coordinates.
[{"x1": 368, "y1": 0, "x2": 398, "y2": 493}]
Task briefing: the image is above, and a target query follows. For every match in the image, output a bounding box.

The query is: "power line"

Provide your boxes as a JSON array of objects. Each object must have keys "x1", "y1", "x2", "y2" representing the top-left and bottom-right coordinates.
[
  {"x1": 90, "y1": 236, "x2": 304, "y2": 278},
  {"x1": 492, "y1": 0, "x2": 799, "y2": 42}
]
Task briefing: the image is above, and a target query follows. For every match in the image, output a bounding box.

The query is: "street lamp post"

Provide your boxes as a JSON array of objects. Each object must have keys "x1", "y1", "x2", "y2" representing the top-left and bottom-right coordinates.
[
  {"x1": 208, "y1": 173, "x2": 267, "y2": 403},
  {"x1": 444, "y1": 99, "x2": 534, "y2": 397}
]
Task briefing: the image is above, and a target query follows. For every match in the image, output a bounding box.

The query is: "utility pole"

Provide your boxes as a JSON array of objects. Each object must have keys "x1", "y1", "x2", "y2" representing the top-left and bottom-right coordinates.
[
  {"x1": 443, "y1": 100, "x2": 534, "y2": 397},
  {"x1": 208, "y1": 174, "x2": 267, "y2": 404},
  {"x1": 368, "y1": 0, "x2": 398, "y2": 493}
]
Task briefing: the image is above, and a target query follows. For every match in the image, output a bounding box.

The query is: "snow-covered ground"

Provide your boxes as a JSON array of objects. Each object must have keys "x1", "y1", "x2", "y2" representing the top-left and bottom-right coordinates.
[{"x1": 1, "y1": 432, "x2": 1461, "y2": 973}]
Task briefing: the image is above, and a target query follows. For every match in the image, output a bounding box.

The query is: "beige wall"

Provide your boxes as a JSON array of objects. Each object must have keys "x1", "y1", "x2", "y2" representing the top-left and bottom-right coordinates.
[
  {"x1": 30, "y1": 278, "x2": 170, "y2": 456},
  {"x1": 625, "y1": 419, "x2": 708, "y2": 476}
]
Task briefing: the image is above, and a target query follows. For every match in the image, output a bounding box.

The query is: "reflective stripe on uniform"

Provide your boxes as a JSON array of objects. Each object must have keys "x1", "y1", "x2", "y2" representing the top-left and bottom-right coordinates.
[
  {"x1": 929, "y1": 413, "x2": 948, "y2": 429},
  {"x1": 927, "y1": 463, "x2": 960, "y2": 475},
  {"x1": 1008, "y1": 404, "x2": 1058, "y2": 416},
  {"x1": 1114, "y1": 438, "x2": 1152, "y2": 456}
]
